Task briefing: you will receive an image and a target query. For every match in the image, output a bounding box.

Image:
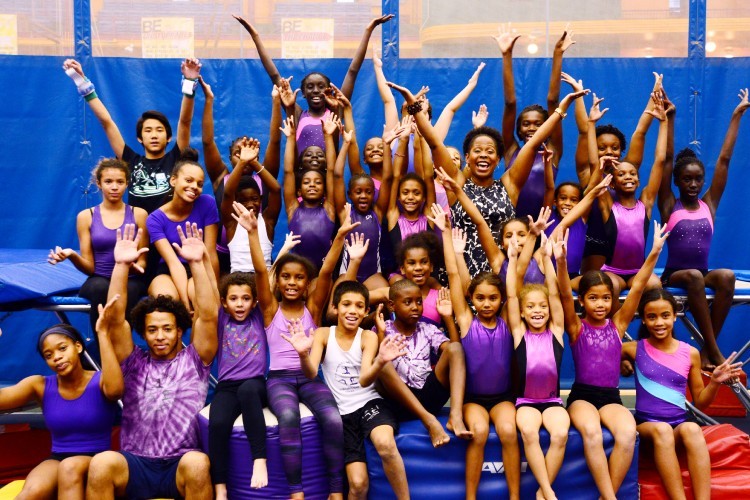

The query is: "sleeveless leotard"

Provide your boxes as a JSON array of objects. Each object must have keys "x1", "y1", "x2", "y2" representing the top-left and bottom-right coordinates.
[
  {"x1": 266, "y1": 307, "x2": 317, "y2": 371},
  {"x1": 464, "y1": 317, "x2": 513, "y2": 396},
  {"x1": 296, "y1": 109, "x2": 333, "y2": 154},
  {"x1": 227, "y1": 213, "x2": 273, "y2": 273},
  {"x1": 340, "y1": 210, "x2": 381, "y2": 282},
  {"x1": 288, "y1": 204, "x2": 336, "y2": 271},
  {"x1": 90, "y1": 205, "x2": 137, "y2": 278},
  {"x1": 515, "y1": 329, "x2": 563, "y2": 405},
  {"x1": 601, "y1": 200, "x2": 649, "y2": 276},
  {"x1": 634, "y1": 339, "x2": 691, "y2": 426},
  {"x1": 572, "y1": 319, "x2": 622, "y2": 388},
  {"x1": 421, "y1": 288, "x2": 441, "y2": 325},
  {"x1": 546, "y1": 216, "x2": 587, "y2": 275},
  {"x1": 388, "y1": 214, "x2": 429, "y2": 251},
  {"x1": 506, "y1": 149, "x2": 558, "y2": 220},
  {"x1": 665, "y1": 199, "x2": 713, "y2": 271},
  {"x1": 499, "y1": 258, "x2": 546, "y2": 289}
]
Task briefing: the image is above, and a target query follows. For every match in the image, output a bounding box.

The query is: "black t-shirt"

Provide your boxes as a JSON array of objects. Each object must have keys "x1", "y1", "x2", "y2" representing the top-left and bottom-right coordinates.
[{"x1": 122, "y1": 144, "x2": 181, "y2": 214}]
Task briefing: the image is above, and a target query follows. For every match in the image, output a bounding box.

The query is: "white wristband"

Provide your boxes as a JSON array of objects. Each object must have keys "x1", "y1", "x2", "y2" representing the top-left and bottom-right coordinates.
[{"x1": 65, "y1": 67, "x2": 85, "y2": 87}]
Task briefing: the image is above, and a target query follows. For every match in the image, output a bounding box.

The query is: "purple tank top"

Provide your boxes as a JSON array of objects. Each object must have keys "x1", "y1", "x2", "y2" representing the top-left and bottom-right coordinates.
[
  {"x1": 90, "y1": 205, "x2": 136, "y2": 277},
  {"x1": 635, "y1": 340, "x2": 691, "y2": 426},
  {"x1": 43, "y1": 371, "x2": 117, "y2": 453},
  {"x1": 572, "y1": 319, "x2": 622, "y2": 388},
  {"x1": 217, "y1": 308, "x2": 267, "y2": 382},
  {"x1": 546, "y1": 216, "x2": 587, "y2": 275},
  {"x1": 464, "y1": 317, "x2": 513, "y2": 396},
  {"x1": 421, "y1": 288, "x2": 441, "y2": 324},
  {"x1": 288, "y1": 204, "x2": 336, "y2": 271},
  {"x1": 601, "y1": 200, "x2": 648, "y2": 275},
  {"x1": 397, "y1": 214, "x2": 429, "y2": 240},
  {"x1": 506, "y1": 149, "x2": 558, "y2": 219},
  {"x1": 266, "y1": 306, "x2": 317, "y2": 371},
  {"x1": 340, "y1": 210, "x2": 381, "y2": 282},
  {"x1": 499, "y1": 258, "x2": 546, "y2": 290},
  {"x1": 516, "y1": 330, "x2": 563, "y2": 405},
  {"x1": 665, "y1": 200, "x2": 713, "y2": 271},
  {"x1": 296, "y1": 109, "x2": 332, "y2": 155}
]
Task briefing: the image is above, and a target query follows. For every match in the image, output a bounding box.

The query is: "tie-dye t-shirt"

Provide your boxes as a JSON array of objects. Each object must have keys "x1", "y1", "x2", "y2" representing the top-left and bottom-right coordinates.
[
  {"x1": 385, "y1": 320, "x2": 447, "y2": 389},
  {"x1": 120, "y1": 344, "x2": 210, "y2": 459}
]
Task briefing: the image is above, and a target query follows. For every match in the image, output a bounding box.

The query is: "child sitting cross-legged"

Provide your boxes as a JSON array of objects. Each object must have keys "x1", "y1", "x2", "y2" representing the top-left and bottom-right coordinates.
[{"x1": 283, "y1": 281, "x2": 410, "y2": 499}]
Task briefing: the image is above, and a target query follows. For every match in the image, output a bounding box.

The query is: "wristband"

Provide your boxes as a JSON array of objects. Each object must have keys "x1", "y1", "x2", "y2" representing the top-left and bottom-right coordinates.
[
  {"x1": 406, "y1": 101, "x2": 423, "y2": 116},
  {"x1": 84, "y1": 91, "x2": 98, "y2": 102},
  {"x1": 554, "y1": 107, "x2": 567, "y2": 119},
  {"x1": 77, "y1": 78, "x2": 96, "y2": 98},
  {"x1": 181, "y1": 77, "x2": 197, "y2": 97},
  {"x1": 65, "y1": 67, "x2": 86, "y2": 87}
]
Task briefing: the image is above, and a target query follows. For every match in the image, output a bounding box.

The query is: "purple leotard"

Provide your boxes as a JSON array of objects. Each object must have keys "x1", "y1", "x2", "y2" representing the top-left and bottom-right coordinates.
[
  {"x1": 506, "y1": 149, "x2": 558, "y2": 219},
  {"x1": 288, "y1": 204, "x2": 336, "y2": 270},
  {"x1": 463, "y1": 317, "x2": 513, "y2": 396},
  {"x1": 146, "y1": 194, "x2": 220, "y2": 264},
  {"x1": 217, "y1": 308, "x2": 267, "y2": 382},
  {"x1": 499, "y1": 258, "x2": 545, "y2": 289},
  {"x1": 43, "y1": 371, "x2": 118, "y2": 454},
  {"x1": 340, "y1": 210, "x2": 381, "y2": 282},
  {"x1": 388, "y1": 213, "x2": 429, "y2": 253},
  {"x1": 664, "y1": 199, "x2": 713, "y2": 271},
  {"x1": 571, "y1": 319, "x2": 622, "y2": 389},
  {"x1": 515, "y1": 330, "x2": 563, "y2": 405},
  {"x1": 546, "y1": 216, "x2": 587, "y2": 275},
  {"x1": 266, "y1": 307, "x2": 317, "y2": 371},
  {"x1": 90, "y1": 205, "x2": 137, "y2": 277},
  {"x1": 296, "y1": 109, "x2": 332, "y2": 155},
  {"x1": 421, "y1": 288, "x2": 441, "y2": 325},
  {"x1": 634, "y1": 340, "x2": 691, "y2": 426},
  {"x1": 601, "y1": 200, "x2": 648, "y2": 276}
]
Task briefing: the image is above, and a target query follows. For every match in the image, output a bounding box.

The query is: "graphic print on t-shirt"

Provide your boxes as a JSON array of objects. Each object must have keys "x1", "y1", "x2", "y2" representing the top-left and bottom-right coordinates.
[
  {"x1": 131, "y1": 160, "x2": 170, "y2": 197},
  {"x1": 334, "y1": 361, "x2": 361, "y2": 393}
]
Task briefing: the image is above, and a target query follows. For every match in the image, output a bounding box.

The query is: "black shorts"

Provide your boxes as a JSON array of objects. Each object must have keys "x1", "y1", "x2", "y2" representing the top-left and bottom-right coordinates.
[
  {"x1": 394, "y1": 371, "x2": 450, "y2": 420},
  {"x1": 583, "y1": 235, "x2": 608, "y2": 258},
  {"x1": 342, "y1": 398, "x2": 399, "y2": 464},
  {"x1": 566, "y1": 382, "x2": 623, "y2": 410},
  {"x1": 155, "y1": 262, "x2": 192, "y2": 279},
  {"x1": 516, "y1": 401, "x2": 563, "y2": 413},
  {"x1": 605, "y1": 271, "x2": 637, "y2": 284},
  {"x1": 122, "y1": 451, "x2": 184, "y2": 500},
  {"x1": 661, "y1": 267, "x2": 709, "y2": 287},
  {"x1": 464, "y1": 391, "x2": 516, "y2": 412},
  {"x1": 49, "y1": 451, "x2": 98, "y2": 461}
]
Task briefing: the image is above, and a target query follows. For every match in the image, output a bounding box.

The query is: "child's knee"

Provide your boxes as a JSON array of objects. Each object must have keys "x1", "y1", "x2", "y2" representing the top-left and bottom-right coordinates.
[
  {"x1": 652, "y1": 423, "x2": 676, "y2": 447},
  {"x1": 348, "y1": 471, "x2": 369, "y2": 497},
  {"x1": 549, "y1": 428, "x2": 569, "y2": 447},
  {"x1": 613, "y1": 423, "x2": 637, "y2": 448},
  {"x1": 715, "y1": 269, "x2": 736, "y2": 290},
  {"x1": 470, "y1": 420, "x2": 490, "y2": 443},
  {"x1": 579, "y1": 423, "x2": 603, "y2": 446},
  {"x1": 372, "y1": 435, "x2": 399, "y2": 461},
  {"x1": 274, "y1": 406, "x2": 301, "y2": 427},
  {"x1": 645, "y1": 274, "x2": 663, "y2": 290},
  {"x1": 496, "y1": 420, "x2": 518, "y2": 444},
  {"x1": 58, "y1": 457, "x2": 87, "y2": 480},
  {"x1": 678, "y1": 422, "x2": 704, "y2": 445}
]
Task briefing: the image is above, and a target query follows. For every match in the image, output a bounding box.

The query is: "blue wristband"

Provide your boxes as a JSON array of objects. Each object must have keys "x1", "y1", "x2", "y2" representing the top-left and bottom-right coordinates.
[{"x1": 77, "y1": 78, "x2": 95, "y2": 97}]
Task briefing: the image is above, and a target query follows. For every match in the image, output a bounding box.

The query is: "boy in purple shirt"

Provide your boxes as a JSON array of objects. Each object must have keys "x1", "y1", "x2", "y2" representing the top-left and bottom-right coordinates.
[{"x1": 86, "y1": 223, "x2": 218, "y2": 499}]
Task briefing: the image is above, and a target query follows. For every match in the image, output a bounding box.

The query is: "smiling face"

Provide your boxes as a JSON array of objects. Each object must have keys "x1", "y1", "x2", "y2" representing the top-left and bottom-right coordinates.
[
  {"x1": 277, "y1": 262, "x2": 310, "y2": 303},
  {"x1": 222, "y1": 284, "x2": 255, "y2": 322},
  {"x1": 597, "y1": 133, "x2": 623, "y2": 160},
  {"x1": 302, "y1": 74, "x2": 329, "y2": 111},
  {"x1": 348, "y1": 177, "x2": 375, "y2": 213},
  {"x1": 611, "y1": 161, "x2": 639, "y2": 195},
  {"x1": 502, "y1": 220, "x2": 529, "y2": 252},
  {"x1": 170, "y1": 164, "x2": 204, "y2": 203},
  {"x1": 300, "y1": 146, "x2": 326, "y2": 171},
  {"x1": 675, "y1": 162, "x2": 705, "y2": 201},
  {"x1": 364, "y1": 138, "x2": 385, "y2": 165},
  {"x1": 390, "y1": 285, "x2": 424, "y2": 329},
  {"x1": 335, "y1": 291, "x2": 368, "y2": 331},
  {"x1": 447, "y1": 147, "x2": 462, "y2": 169},
  {"x1": 400, "y1": 247, "x2": 432, "y2": 286},
  {"x1": 555, "y1": 184, "x2": 582, "y2": 218},
  {"x1": 139, "y1": 118, "x2": 169, "y2": 156},
  {"x1": 471, "y1": 282, "x2": 502, "y2": 322},
  {"x1": 41, "y1": 334, "x2": 82, "y2": 376},
  {"x1": 579, "y1": 283, "x2": 613, "y2": 323},
  {"x1": 299, "y1": 170, "x2": 325, "y2": 203},
  {"x1": 144, "y1": 311, "x2": 182, "y2": 360},
  {"x1": 97, "y1": 167, "x2": 128, "y2": 204},
  {"x1": 398, "y1": 179, "x2": 425, "y2": 215},
  {"x1": 642, "y1": 299, "x2": 676, "y2": 341},
  {"x1": 517, "y1": 110, "x2": 545, "y2": 143},
  {"x1": 466, "y1": 135, "x2": 500, "y2": 181},
  {"x1": 520, "y1": 289, "x2": 550, "y2": 331}
]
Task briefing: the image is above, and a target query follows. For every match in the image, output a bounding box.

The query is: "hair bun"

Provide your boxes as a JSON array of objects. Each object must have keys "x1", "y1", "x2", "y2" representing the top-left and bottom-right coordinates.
[
  {"x1": 675, "y1": 147, "x2": 697, "y2": 162},
  {"x1": 179, "y1": 147, "x2": 200, "y2": 162}
]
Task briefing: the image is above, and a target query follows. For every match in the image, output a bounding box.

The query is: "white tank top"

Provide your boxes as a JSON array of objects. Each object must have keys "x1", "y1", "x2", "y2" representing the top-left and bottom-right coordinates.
[
  {"x1": 320, "y1": 326, "x2": 380, "y2": 415},
  {"x1": 228, "y1": 213, "x2": 273, "y2": 273}
]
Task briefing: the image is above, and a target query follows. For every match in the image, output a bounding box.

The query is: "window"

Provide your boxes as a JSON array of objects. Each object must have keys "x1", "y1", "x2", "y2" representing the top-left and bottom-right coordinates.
[
  {"x1": 0, "y1": 0, "x2": 73, "y2": 56},
  {"x1": 706, "y1": 0, "x2": 750, "y2": 58}
]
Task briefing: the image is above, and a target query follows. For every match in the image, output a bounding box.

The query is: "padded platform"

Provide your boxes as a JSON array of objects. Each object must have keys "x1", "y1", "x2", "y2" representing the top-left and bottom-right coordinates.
[
  {"x1": 365, "y1": 410, "x2": 639, "y2": 499},
  {"x1": 639, "y1": 424, "x2": 750, "y2": 499},
  {"x1": 197, "y1": 404, "x2": 330, "y2": 499},
  {"x1": 0, "y1": 249, "x2": 85, "y2": 307}
]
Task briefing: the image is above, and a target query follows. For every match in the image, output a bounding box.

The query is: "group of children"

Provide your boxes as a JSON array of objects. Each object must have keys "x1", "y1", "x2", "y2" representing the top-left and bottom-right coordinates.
[{"x1": 2, "y1": 15, "x2": 748, "y2": 500}]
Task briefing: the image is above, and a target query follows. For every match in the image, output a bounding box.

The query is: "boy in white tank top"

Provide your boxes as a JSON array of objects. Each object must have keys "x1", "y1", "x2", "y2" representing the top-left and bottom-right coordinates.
[{"x1": 283, "y1": 281, "x2": 410, "y2": 499}]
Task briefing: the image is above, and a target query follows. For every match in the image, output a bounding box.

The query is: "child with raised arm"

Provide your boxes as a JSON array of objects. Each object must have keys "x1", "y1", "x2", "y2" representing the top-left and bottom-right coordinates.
[
  {"x1": 435, "y1": 203, "x2": 520, "y2": 500},
  {"x1": 496, "y1": 27, "x2": 575, "y2": 218},
  {"x1": 657, "y1": 89, "x2": 749, "y2": 369},
  {"x1": 506, "y1": 231, "x2": 567, "y2": 500},
  {"x1": 62, "y1": 58, "x2": 199, "y2": 214},
  {"x1": 283, "y1": 281, "x2": 410, "y2": 500},
  {"x1": 622, "y1": 290, "x2": 743, "y2": 500},
  {"x1": 220, "y1": 138, "x2": 281, "y2": 274},
  {"x1": 557, "y1": 221, "x2": 668, "y2": 500},
  {"x1": 233, "y1": 201, "x2": 361, "y2": 498}
]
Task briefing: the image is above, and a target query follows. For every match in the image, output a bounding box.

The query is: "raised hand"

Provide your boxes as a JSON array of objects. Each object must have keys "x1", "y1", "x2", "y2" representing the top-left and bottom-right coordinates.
[
  {"x1": 710, "y1": 352, "x2": 744, "y2": 384},
  {"x1": 468, "y1": 62, "x2": 486, "y2": 86},
  {"x1": 48, "y1": 246, "x2": 74, "y2": 265},
  {"x1": 383, "y1": 121, "x2": 408, "y2": 145},
  {"x1": 507, "y1": 236, "x2": 520, "y2": 260},
  {"x1": 651, "y1": 220, "x2": 670, "y2": 253},
  {"x1": 95, "y1": 294, "x2": 121, "y2": 335},
  {"x1": 661, "y1": 85, "x2": 676, "y2": 116},
  {"x1": 338, "y1": 203, "x2": 362, "y2": 235},
  {"x1": 374, "y1": 303, "x2": 387, "y2": 334},
  {"x1": 368, "y1": 14, "x2": 395, "y2": 30},
  {"x1": 398, "y1": 115, "x2": 414, "y2": 140},
  {"x1": 345, "y1": 232, "x2": 370, "y2": 261},
  {"x1": 435, "y1": 167, "x2": 460, "y2": 194},
  {"x1": 436, "y1": 287, "x2": 453, "y2": 317},
  {"x1": 386, "y1": 81, "x2": 426, "y2": 105},
  {"x1": 588, "y1": 93, "x2": 609, "y2": 122},
  {"x1": 645, "y1": 92, "x2": 667, "y2": 122},
  {"x1": 377, "y1": 334, "x2": 408, "y2": 363},
  {"x1": 541, "y1": 142, "x2": 554, "y2": 168},
  {"x1": 280, "y1": 319, "x2": 314, "y2": 355},
  {"x1": 452, "y1": 227, "x2": 467, "y2": 254},
  {"x1": 561, "y1": 71, "x2": 584, "y2": 92},
  {"x1": 279, "y1": 231, "x2": 302, "y2": 254},
  {"x1": 173, "y1": 223, "x2": 205, "y2": 263},
  {"x1": 326, "y1": 83, "x2": 351, "y2": 110},
  {"x1": 232, "y1": 14, "x2": 259, "y2": 36},
  {"x1": 181, "y1": 58, "x2": 202, "y2": 80},
  {"x1": 599, "y1": 155, "x2": 620, "y2": 172},
  {"x1": 62, "y1": 59, "x2": 85, "y2": 78},
  {"x1": 591, "y1": 173, "x2": 614, "y2": 197},
  {"x1": 492, "y1": 24, "x2": 520, "y2": 55},
  {"x1": 555, "y1": 28, "x2": 575, "y2": 53},
  {"x1": 528, "y1": 206, "x2": 554, "y2": 236},
  {"x1": 239, "y1": 137, "x2": 261, "y2": 165},
  {"x1": 372, "y1": 47, "x2": 383, "y2": 68},
  {"x1": 278, "y1": 76, "x2": 299, "y2": 108},
  {"x1": 561, "y1": 88, "x2": 590, "y2": 109},
  {"x1": 322, "y1": 114, "x2": 342, "y2": 137},
  {"x1": 551, "y1": 229, "x2": 568, "y2": 260},
  {"x1": 232, "y1": 201, "x2": 258, "y2": 233},
  {"x1": 113, "y1": 224, "x2": 148, "y2": 272},
  {"x1": 279, "y1": 116, "x2": 295, "y2": 138},
  {"x1": 652, "y1": 72, "x2": 664, "y2": 93},
  {"x1": 427, "y1": 203, "x2": 450, "y2": 232},
  {"x1": 198, "y1": 76, "x2": 214, "y2": 100},
  {"x1": 472, "y1": 104, "x2": 489, "y2": 128},
  {"x1": 735, "y1": 88, "x2": 750, "y2": 114}
]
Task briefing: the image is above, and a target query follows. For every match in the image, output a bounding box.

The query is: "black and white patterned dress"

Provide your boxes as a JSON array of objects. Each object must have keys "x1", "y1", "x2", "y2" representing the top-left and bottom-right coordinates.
[{"x1": 451, "y1": 178, "x2": 515, "y2": 276}]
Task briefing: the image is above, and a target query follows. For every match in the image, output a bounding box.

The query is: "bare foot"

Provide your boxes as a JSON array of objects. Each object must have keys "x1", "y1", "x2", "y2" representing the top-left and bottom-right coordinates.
[
  {"x1": 701, "y1": 348, "x2": 724, "y2": 372},
  {"x1": 426, "y1": 417, "x2": 450, "y2": 447},
  {"x1": 328, "y1": 494, "x2": 344, "y2": 500},
  {"x1": 215, "y1": 483, "x2": 228, "y2": 500},
  {"x1": 447, "y1": 413, "x2": 473, "y2": 440},
  {"x1": 250, "y1": 458, "x2": 268, "y2": 489}
]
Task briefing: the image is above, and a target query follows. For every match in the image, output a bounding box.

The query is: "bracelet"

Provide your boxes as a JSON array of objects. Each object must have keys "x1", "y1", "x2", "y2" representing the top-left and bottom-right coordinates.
[
  {"x1": 181, "y1": 76, "x2": 197, "y2": 97},
  {"x1": 554, "y1": 107, "x2": 567, "y2": 119},
  {"x1": 394, "y1": 153, "x2": 407, "y2": 158},
  {"x1": 256, "y1": 165, "x2": 266, "y2": 175},
  {"x1": 406, "y1": 101, "x2": 423, "y2": 116},
  {"x1": 84, "y1": 90, "x2": 98, "y2": 102}
]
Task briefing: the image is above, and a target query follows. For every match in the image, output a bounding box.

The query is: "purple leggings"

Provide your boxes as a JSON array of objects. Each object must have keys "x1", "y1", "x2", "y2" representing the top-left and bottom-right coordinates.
[{"x1": 267, "y1": 369, "x2": 344, "y2": 494}]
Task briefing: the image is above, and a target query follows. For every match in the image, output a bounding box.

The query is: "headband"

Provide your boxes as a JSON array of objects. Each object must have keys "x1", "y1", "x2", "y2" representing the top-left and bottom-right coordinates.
[{"x1": 37, "y1": 326, "x2": 82, "y2": 354}]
